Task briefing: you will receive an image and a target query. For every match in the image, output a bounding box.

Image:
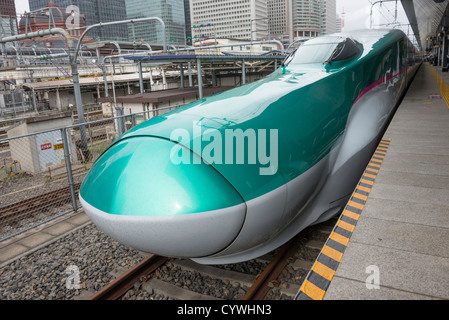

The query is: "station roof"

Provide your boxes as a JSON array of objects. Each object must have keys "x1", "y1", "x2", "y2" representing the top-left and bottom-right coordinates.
[
  {"x1": 124, "y1": 53, "x2": 284, "y2": 64},
  {"x1": 97, "y1": 86, "x2": 233, "y2": 104},
  {"x1": 22, "y1": 72, "x2": 156, "y2": 91},
  {"x1": 84, "y1": 41, "x2": 164, "y2": 52},
  {"x1": 401, "y1": 0, "x2": 449, "y2": 51}
]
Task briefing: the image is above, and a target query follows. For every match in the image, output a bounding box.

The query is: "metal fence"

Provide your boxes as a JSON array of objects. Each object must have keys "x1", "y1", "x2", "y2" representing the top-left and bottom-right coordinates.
[
  {"x1": 0, "y1": 90, "x2": 36, "y2": 117},
  {"x1": 0, "y1": 105, "x2": 181, "y2": 241}
]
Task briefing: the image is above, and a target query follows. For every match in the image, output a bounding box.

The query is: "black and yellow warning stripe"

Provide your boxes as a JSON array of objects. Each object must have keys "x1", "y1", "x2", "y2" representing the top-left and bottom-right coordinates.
[
  {"x1": 295, "y1": 138, "x2": 391, "y2": 300},
  {"x1": 428, "y1": 63, "x2": 449, "y2": 109}
]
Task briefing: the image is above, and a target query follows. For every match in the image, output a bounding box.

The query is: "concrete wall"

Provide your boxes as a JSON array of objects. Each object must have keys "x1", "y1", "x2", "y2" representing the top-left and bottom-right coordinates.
[{"x1": 6, "y1": 114, "x2": 75, "y2": 174}]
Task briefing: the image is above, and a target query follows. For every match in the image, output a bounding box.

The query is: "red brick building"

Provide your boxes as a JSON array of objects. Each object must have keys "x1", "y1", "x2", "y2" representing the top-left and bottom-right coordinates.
[
  {"x1": 18, "y1": 0, "x2": 95, "y2": 49},
  {"x1": 0, "y1": 0, "x2": 16, "y2": 17}
]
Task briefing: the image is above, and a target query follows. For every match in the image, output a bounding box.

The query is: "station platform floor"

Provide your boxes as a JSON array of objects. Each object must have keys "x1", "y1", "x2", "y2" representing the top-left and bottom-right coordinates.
[{"x1": 298, "y1": 63, "x2": 449, "y2": 300}]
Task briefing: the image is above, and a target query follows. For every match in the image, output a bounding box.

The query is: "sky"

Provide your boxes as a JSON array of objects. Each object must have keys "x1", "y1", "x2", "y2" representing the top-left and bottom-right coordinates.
[
  {"x1": 336, "y1": 0, "x2": 417, "y2": 46},
  {"x1": 15, "y1": 0, "x2": 410, "y2": 21},
  {"x1": 15, "y1": 1, "x2": 29, "y2": 15},
  {"x1": 15, "y1": 0, "x2": 410, "y2": 28},
  {"x1": 337, "y1": 0, "x2": 410, "y2": 31},
  {"x1": 14, "y1": 0, "x2": 413, "y2": 39}
]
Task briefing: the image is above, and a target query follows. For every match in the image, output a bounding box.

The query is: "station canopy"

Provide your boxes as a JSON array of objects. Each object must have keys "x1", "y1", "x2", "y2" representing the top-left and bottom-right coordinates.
[{"x1": 401, "y1": 0, "x2": 449, "y2": 51}]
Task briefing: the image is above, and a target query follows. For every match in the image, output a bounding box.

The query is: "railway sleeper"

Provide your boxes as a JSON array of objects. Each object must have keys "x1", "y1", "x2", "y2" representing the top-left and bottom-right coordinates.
[{"x1": 143, "y1": 278, "x2": 222, "y2": 300}]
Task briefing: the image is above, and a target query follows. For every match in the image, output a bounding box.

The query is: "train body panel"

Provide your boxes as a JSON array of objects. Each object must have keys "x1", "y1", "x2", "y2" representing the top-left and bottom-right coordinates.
[
  {"x1": 80, "y1": 197, "x2": 247, "y2": 258},
  {"x1": 80, "y1": 29, "x2": 421, "y2": 264}
]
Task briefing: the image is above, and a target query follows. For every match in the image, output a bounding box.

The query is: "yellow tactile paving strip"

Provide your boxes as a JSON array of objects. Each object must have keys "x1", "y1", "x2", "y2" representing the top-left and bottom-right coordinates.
[
  {"x1": 428, "y1": 64, "x2": 449, "y2": 109},
  {"x1": 295, "y1": 139, "x2": 391, "y2": 300}
]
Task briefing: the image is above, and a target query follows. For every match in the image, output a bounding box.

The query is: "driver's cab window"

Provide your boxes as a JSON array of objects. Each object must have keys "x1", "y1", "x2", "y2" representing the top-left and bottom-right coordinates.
[
  {"x1": 284, "y1": 36, "x2": 361, "y2": 66},
  {"x1": 328, "y1": 38, "x2": 361, "y2": 63}
]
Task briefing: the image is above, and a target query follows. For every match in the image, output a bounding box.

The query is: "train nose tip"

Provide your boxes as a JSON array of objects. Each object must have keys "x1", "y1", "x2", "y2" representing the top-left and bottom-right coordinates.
[{"x1": 79, "y1": 136, "x2": 246, "y2": 258}]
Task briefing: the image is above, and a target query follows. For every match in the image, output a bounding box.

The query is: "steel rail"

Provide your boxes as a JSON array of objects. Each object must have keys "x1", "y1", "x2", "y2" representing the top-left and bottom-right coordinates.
[
  {"x1": 89, "y1": 254, "x2": 168, "y2": 300},
  {"x1": 242, "y1": 234, "x2": 304, "y2": 300}
]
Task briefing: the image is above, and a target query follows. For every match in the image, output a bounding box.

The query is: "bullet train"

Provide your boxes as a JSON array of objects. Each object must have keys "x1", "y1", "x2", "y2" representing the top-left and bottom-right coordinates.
[{"x1": 80, "y1": 29, "x2": 421, "y2": 264}]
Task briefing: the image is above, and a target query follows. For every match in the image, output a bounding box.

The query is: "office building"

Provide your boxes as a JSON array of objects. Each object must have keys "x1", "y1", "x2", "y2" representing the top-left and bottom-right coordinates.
[
  {"x1": 0, "y1": 15, "x2": 17, "y2": 37},
  {"x1": 292, "y1": 0, "x2": 336, "y2": 39},
  {"x1": 189, "y1": 0, "x2": 268, "y2": 41},
  {"x1": 336, "y1": 14, "x2": 341, "y2": 33},
  {"x1": 292, "y1": 0, "x2": 321, "y2": 38},
  {"x1": 28, "y1": 0, "x2": 128, "y2": 41},
  {"x1": 0, "y1": 0, "x2": 17, "y2": 37},
  {"x1": 0, "y1": 0, "x2": 16, "y2": 17},
  {"x1": 184, "y1": 0, "x2": 192, "y2": 45},
  {"x1": 321, "y1": 0, "x2": 336, "y2": 35},
  {"x1": 17, "y1": 0, "x2": 95, "y2": 49},
  {"x1": 268, "y1": 0, "x2": 293, "y2": 41},
  {"x1": 126, "y1": 0, "x2": 186, "y2": 45}
]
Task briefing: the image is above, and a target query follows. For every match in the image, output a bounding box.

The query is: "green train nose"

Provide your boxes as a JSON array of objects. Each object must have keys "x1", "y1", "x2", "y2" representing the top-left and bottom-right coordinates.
[
  {"x1": 79, "y1": 136, "x2": 247, "y2": 257},
  {"x1": 80, "y1": 136, "x2": 244, "y2": 217}
]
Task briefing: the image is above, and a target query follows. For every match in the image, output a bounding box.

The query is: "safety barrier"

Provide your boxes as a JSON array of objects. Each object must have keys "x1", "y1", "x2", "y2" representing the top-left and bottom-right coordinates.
[{"x1": 0, "y1": 160, "x2": 22, "y2": 181}]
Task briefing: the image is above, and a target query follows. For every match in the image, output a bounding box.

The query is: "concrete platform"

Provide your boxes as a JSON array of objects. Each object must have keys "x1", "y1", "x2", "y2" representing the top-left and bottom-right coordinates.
[
  {"x1": 319, "y1": 64, "x2": 449, "y2": 300},
  {"x1": 0, "y1": 210, "x2": 91, "y2": 268}
]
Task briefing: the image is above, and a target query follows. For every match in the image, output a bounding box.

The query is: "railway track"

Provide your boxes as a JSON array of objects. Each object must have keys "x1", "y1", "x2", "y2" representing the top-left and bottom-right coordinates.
[
  {"x1": 0, "y1": 183, "x2": 81, "y2": 227},
  {"x1": 89, "y1": 217, "x2": 336, "y2": 300}
]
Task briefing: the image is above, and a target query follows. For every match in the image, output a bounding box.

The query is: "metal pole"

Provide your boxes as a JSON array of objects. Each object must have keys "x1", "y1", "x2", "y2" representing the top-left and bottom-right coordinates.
[
  {"x1": 131, "y1": 114, "x2": 137, "y2": 127},
  {"x1": 212, "y1": 67, "x2": 217, "y2": 87},
  {"x1": 102, "y1": 53, "x2": 150, "y2": 99},
  {"x1": 74, "y1": 17, "x2": 167, "y2": 58},
  {"x1": 437, "y1": 43, "x2": 441, "y2": 67},
  {"x1": 32, "y1": 89, "x2": 38, "y2": 114},
  {"x1": 443, "y1": 34, "x2": 449, "y2": 72},
  {"x1": 12, "y1": 91, "x2": 16, "y2": 116},
  {"x1": 68, "y1": 18, "x2": 165, "y2": 145},
  {"x1": 61, "y1": 128, "x2": 78, "y2": 212},
  {"x1": 242, "y1": 59, "x2": 246, "y2": 85},
  {"x1": 138, "y1": 61, "x2": 145, "y2": 93},
  {"x1": 197, "y1": 59, "x2": 203, "y2": 99},
  {"x1": 180, "y1": 63, "x2": 185, "y2": 88},
  {"x1": 370, "y1": 0, "x2": 397, "y2": 29},
  {"x1": 110, "y1": 59, "x2": 125, "y2": 136},
  {"x1": 188, "y1": 61, "x2": 193, "y2": 87},
  {"x1": 101, "y1": 64, "x2": 109, "y2": 98},
  {"x1": 167, "y1": 39, "x2": 286, "y2": 55},
  {"x1": 0, "y1": 28, "x2": 73, "y2": 45},
  {"x1": 71, "y1": 63, "x2": 88, "y2": 151}
]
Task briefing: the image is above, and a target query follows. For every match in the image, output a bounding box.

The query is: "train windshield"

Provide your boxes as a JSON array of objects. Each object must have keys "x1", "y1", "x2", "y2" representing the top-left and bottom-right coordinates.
[{"x1": 284, "y1": 36, "x2": 361, "y2": 65}]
